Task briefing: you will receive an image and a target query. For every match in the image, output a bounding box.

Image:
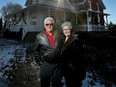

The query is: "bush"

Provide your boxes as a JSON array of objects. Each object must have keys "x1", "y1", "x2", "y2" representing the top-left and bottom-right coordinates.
[
  {"x1": 109, "y1": 25, "x2": 116, "y2": 36},
  {"x1": 3, "y1": 29, "x2": 11, "y2": 39}
]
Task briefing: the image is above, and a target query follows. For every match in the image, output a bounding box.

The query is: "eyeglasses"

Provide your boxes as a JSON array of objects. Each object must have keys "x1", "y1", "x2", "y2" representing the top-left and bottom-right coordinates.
[{"x1": 45, "y1": 23, "x2": 53, "y2": 26}]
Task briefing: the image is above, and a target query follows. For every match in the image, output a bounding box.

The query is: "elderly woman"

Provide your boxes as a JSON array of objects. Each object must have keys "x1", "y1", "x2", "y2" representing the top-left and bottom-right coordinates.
[{"x1": 60, "y1": 21, "x2": 86, "y2": 87}]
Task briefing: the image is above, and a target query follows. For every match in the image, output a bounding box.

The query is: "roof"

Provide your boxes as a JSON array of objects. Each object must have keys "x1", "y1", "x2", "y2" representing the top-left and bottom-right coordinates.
[
  {"x1": 5, "y1": 4, "x2": 76, "y2": 18},
  {"x1": 98, "y1": 0, "x2": 106, "y2": 9},
  {"x1": 74, "y1": 0, "x2": 106, "y2": 9}
]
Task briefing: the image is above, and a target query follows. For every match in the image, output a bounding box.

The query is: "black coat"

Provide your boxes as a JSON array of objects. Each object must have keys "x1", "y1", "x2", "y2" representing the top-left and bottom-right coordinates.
[
  {"x1": 34, "y1": 29, "x2": 64, "y2": 64},
  {"x1": 60, "y1": 34, "x2": 86, "y2": 72}
]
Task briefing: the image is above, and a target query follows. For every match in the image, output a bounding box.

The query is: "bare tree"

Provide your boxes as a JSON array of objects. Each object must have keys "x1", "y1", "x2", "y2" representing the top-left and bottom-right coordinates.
[
  {"x1": 0, "y1": 17, "x2": 2, "y2": 34},
  {"x1": 0, "y1": 2, "x2": 23, "y2": 17}
]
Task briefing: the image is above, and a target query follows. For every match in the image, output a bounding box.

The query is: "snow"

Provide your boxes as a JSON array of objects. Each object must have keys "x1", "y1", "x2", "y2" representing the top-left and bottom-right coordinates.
[
  {"x1": 0, "y1": 38, "x2": 28, "y2": 78},
  {"x1": 0, "y1": 39, "x2": 17, "y2": 77},
  {"x1": 82, "y1": 72, "x2": 105, "y2": 87},
  {"x1": 0, "y1": 38, "x2": 116, "y2": 87}
]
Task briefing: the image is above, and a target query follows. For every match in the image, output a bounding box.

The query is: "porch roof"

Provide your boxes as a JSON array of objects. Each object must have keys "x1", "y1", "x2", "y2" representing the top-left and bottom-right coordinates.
[
  {"x1": 26, "y1": 4, "x2": 76, "y2": 13},
  {"x1": 5, "y1": 3, "x2": 76, "y2": 18},
  {"x1": 74, "y1": 0, "x2": 106, "y2": 10}
]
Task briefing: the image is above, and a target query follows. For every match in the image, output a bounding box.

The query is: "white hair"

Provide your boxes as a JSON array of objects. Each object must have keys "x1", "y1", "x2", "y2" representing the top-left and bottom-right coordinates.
[
  {"x1": 61, "y1": 21, "x2": 72, "y2": 29},
  {"x1": 44, "y1": 17, "x2": 54, "y2": 27}
]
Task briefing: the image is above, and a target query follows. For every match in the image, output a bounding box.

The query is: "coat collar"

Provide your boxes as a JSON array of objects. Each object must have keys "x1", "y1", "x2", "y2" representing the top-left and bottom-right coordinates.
[
  {"x1": 62, "y1": 34, "x2": 78, "y2": 51},
  {"x1": 40, "y1": 29, "x2": 59, "y2": 48}
]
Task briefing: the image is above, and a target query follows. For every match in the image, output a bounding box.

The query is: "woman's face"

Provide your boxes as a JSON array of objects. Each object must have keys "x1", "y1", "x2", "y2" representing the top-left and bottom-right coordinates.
[{"x1": 63, "y1": 26, "x2": 71, "y2": 37}]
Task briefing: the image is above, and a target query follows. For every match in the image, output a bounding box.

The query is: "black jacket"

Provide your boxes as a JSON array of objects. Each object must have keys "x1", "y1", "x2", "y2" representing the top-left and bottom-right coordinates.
[
  {"x1": 60, "y1": 34, "x2": 86, "y2": 71},
  {"x1": 34, "y1": 29, "x2": 64, "y2": 64}
]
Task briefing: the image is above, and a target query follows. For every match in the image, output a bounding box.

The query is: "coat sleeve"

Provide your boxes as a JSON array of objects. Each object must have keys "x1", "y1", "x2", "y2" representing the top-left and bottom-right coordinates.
[
  {"x1": 70, "y1": 36, "x2": 86, "y2": 69},
  {"x1": 33, "y1": 35, "x2": 40, "y2": 51},
  {"x1": 32, "y1": 35, "x2": 42, "y2": 66}
]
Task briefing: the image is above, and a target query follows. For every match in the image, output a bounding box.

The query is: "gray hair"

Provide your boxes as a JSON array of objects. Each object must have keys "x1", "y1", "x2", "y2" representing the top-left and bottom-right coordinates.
[
  {"x1": 61, "y1": 21, "x2": 72, "y2": 29},
  {"x1": 44, "y1": 17, "x2": 54, "y2": 27}
]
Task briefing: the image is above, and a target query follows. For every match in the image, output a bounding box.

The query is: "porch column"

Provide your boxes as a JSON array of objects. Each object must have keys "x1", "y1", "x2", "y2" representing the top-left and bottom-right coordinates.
[
  {"x1": 106, "y1": 15, "x2": 109, "y2": 30},
  {"x1": 48, "y1": 8, "x2": 51, "y2": 16},
  {"x1": 76, "y1": 13, "x2": 78, "y2": 25},
  {"x1": 106, "y1": 15, "x2": 108, "y2": 25},
  {"x1": 63, "y1": 12, "x2": 66, "y2": 21},
  {"x1": 87, "y1": 12, "x2": 90, "y2": 31},
  {"x1": 97, "y1": 13, "x2": 100, "y2": 30}
]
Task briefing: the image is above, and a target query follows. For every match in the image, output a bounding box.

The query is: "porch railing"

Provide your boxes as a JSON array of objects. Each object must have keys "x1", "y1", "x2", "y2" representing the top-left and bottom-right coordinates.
[
  {"x1": 10, "y1": 25, "x2": 20, "y2": 32},
  {"x1": 77, "y1": 25, "x2": 108, "y2": 32},
  {"x1": 10, "y1": 24, "x2": 28, "y2": 41}
]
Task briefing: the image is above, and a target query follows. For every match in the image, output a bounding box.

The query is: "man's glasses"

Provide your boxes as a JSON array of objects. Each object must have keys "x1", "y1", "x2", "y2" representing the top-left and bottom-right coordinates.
[{"x1": 45, "y1": 23, "x2": 53, "y2": 26}]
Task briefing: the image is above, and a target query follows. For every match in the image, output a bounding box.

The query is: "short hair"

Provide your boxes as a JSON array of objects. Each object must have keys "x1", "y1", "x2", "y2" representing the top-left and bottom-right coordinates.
[
  {"x1": 61, "y1": 21, "x2": 72, "y2": 29},
  {"x1": 44, "y1": 17, "x2": 54, "y2": 27}
]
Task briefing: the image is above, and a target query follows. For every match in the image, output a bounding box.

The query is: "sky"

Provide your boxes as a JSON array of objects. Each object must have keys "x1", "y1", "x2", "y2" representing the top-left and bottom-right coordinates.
[
  {"x1": 102, "y1": 0, "x2": 116, "y2": 24},
  {"x1": 0, "y1": 0, "x2": 116, "y2": 24}
]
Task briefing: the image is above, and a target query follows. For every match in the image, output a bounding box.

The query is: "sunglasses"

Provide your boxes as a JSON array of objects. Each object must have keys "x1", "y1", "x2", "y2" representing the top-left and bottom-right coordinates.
[{"x1": 45, "y1": 23, "x2": 53, "y2": 26}]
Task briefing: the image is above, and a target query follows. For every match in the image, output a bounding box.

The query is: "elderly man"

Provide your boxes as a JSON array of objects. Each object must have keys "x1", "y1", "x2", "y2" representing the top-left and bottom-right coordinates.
[{"x1": 34, "y1": 17, "x2": 64, "y2": 87}]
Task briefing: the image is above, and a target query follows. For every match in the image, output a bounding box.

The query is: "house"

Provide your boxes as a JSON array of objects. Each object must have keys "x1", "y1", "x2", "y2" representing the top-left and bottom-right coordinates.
[{"x1": 4, "y1": 0, "x2": 110, "y2": 41}]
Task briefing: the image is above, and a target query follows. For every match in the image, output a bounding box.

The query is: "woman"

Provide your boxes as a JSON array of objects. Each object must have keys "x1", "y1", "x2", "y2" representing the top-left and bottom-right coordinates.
[{"x1": 60, "y1": 21, "x2": 86, "y2": 87}]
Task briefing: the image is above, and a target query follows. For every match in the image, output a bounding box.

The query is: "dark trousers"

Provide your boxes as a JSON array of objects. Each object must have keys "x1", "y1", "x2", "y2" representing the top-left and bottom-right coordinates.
[
  {"x1": 40, "y1": 62, "x2": 63, "y2": 87},
  {"x1": 63, "y1": 68, "x2": 86, "y2": 87}
]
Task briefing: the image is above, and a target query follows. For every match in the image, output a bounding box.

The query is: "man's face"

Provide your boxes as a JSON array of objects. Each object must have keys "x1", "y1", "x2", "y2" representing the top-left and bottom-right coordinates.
[
  {"x1": 45, "y1": 20, "x2": 53, "y2": 32},
  {"x1": 63, "y1": 26, "x2": 71, "y2": 37}
]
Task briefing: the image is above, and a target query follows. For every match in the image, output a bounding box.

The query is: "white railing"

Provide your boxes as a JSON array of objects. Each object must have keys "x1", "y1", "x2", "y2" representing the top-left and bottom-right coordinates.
[
  {"x1": 10, "y1": 25, "x2": 20, "y2": 32},
  {"x1": 92, "y1": 25, "x2": 108, "y2": 31},
  {"x1": 9, "y1": 24, "x2": 28, "y2": 40},
  {"x1": 77, "y1": 25, "x2": 108, "y2": 32},
  {"x1": 77, "y1": 25, "x2": 87, "y2": 31}
]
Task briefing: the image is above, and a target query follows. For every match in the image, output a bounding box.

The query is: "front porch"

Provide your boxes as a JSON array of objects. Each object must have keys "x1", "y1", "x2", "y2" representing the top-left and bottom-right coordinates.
[{"x1": 77, "y1": 24, "x2": 108, "y2": 31}]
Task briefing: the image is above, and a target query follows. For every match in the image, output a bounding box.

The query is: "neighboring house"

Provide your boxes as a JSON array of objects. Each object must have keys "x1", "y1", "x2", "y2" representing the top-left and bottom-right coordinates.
[{"x1": 5, "y1": 0, "x2": 110, "y2": 41}]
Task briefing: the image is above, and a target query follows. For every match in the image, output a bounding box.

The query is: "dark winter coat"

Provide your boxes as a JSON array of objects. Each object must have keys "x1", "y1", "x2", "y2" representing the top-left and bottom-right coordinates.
[
  {"x1": 34, "y1": 29, "x2": 64, "y2": 64},
  {"x1": 60, "y1": 34, "x2": 86, "y2": 79}
]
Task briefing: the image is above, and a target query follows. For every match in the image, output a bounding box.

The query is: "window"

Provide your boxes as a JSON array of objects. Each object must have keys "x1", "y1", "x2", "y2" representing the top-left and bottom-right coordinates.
[
  {"x1": 88, "y1": 0, "x2": 92, "y2": 10},
  {"x1": 30, "y1": 16, "x2": 37, "y2": 26},
  {"x1": 96, "y1": 3, "x2": 99, "y2": 11}
]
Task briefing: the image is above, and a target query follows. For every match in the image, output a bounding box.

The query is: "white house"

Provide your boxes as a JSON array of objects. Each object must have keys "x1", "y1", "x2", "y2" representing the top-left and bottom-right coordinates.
[{"x1": 5, "y1": 0, "x2": 110, "y2": 41}]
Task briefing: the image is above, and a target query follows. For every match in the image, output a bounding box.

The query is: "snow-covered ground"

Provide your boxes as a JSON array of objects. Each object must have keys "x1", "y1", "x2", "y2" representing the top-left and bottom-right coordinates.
[
  {"x1": 0, "y1": 38, "x2": 116, "y2": 87},
  {"x1": 0, "y1": 38, "x2": 30, "y2": 87}
]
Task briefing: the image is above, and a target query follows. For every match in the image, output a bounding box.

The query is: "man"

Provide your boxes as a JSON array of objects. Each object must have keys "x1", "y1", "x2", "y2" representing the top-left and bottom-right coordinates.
[{"x1": 34, "y1": 17, "x2": 63, "y2": 87}]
